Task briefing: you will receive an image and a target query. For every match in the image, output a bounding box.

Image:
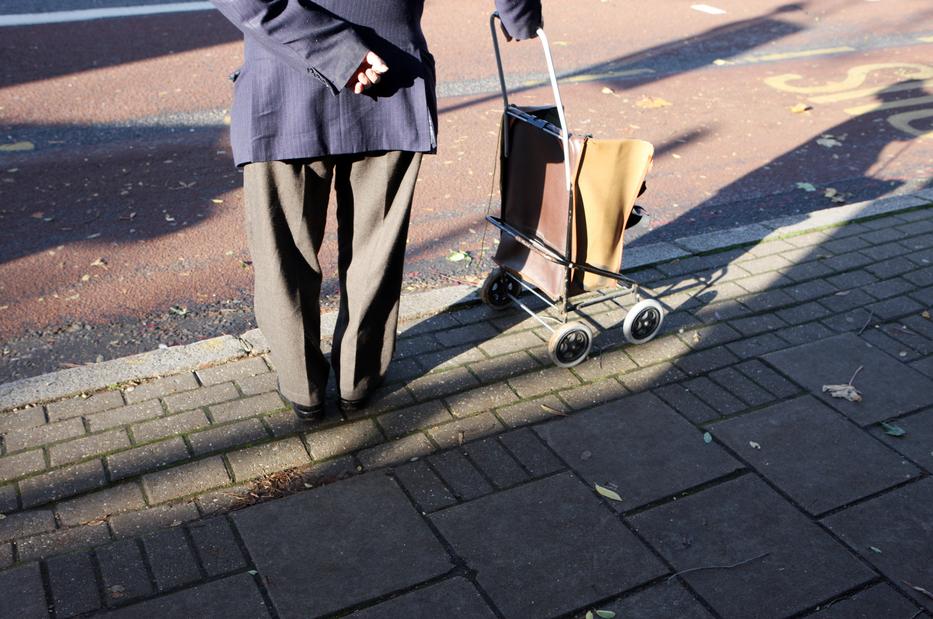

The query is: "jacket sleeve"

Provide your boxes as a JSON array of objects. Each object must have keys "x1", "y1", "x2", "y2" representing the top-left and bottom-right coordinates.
[
  {"x1": 495, "y1": 0, "x2": 543, "y2": 40},
  {"x1": 209, "y1": 0, "x2": 368, "y2": 94}
]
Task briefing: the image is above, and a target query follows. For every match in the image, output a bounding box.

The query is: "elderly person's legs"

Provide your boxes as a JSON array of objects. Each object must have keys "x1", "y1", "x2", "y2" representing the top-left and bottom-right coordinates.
[{"x1": 242, "y1": 151, "x2": 422, "y2": 417}]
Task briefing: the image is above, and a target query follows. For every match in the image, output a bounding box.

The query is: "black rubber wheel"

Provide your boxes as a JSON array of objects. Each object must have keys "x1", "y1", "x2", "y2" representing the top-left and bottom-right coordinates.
[
  {"x1": 623, "y1": 299, "x2": 664, "y2": 344},
  {"x1": 480, "y1": 268, "x2": 521, "y2": 311},
  {"x1": 548, "y1": 322, "x2": 593, "y2": 368}
]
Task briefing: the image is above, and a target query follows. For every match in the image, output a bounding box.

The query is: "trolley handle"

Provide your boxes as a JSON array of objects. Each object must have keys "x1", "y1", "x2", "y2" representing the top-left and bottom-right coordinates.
[{"x1": 490, "y1": 12, "x2": 573, "y2": 191}]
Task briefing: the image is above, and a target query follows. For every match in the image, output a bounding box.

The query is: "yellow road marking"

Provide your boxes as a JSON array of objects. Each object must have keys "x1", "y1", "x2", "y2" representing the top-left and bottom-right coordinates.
[
  {"x1": 809, "y1": 78, "x2": 933, "y2": 103},
  {"x1": 887, "y1": 108, "x2": 933, "y2": 138},
  {"x1": 845, "y1": 94, "x2": 933, "y2": 115},
  {"x1": 744, "y1": 47, "x2": 854, "y2": 63},
  {"x1": 765, "y1": 63, "x2": 933, "y2": 94}
]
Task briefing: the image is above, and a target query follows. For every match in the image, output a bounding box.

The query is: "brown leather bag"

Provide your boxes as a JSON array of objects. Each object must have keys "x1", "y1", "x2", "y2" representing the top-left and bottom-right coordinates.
[{"x1": 494, "y1": 105, "x2": 654, "y2": 300}]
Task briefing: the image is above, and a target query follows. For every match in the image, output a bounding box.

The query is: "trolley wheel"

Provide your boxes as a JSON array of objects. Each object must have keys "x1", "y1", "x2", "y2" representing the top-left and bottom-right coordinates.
[
  {"x1": 480, "y1": 268, "x2": 521, "y2": 311},
  {"x1": 623, "y1": 299, "x2": 665, "y2": 344},
  {"x1": 548, "y1": 322, "x2": 593, "y2": 368}
]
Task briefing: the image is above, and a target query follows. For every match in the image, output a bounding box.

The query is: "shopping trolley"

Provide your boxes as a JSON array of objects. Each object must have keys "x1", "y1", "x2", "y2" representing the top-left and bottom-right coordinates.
[{"x1": 481, "y1": 12, "x2": 665, "y2": 368}]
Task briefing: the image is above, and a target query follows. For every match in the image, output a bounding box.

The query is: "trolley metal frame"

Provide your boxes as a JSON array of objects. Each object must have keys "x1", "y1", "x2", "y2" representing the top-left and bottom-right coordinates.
[{"x1": 486, "y1": 12, "x2": 647, "y2": 336}]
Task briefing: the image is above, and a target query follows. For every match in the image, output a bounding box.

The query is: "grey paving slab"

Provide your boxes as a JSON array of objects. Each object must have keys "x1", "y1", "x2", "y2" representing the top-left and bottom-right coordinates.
[
  {"x1": 497, "y1": 427, "x2": 563, "y2": 477},
  {"x1": 232, "y1": 472, "x2": 452, "y2": 618},
  {"x1": 594, "y1": 580, "x2": 714, "y2": 619},
  {"x1": 46, "y1": 551, "x2": 101, "y2": 617},
  {"x1": 393, "y1": 459, "x2": 457, "y2": 513},
  {"x1": 106, "y1": 437, "x2": 190, "y2": 481},
  {"x1": 346, "y1": 577, "x2": 497, "y2": 619},
  {"x1": 16, "y1": 522, "x2": 110, "y2": 562},
  {"x1": 431, "y1": 472, "x2": 666, "y2": 619},
  {"x1": 427, "y1": 450, "x2": 493, "y2": 501},
  {"x1": 0, "y1": 563, "x2": 48, "y2": 618},
  {"x1": 868, "y1": 407, "x2": 933, "y2": 471},
  {"x1": 0, "y1": 450, "x2": 48, "y2": 483},
  {"x1": 187, "y1": 517, "x2": 247, "y2": 577},
  {"x1": 142, "y1": 527, "x2": 202, "y2": 591},
  {"x1": 822, "y1": 478, "x2": 933, "y2": 612},
  {"x1": 20, "y1": 459, "x2": 107, "y2": 508},
  {"x1": 462, "y1": 437, "x2": 529, "y2": 490},
  {"x1": 653, "y1": 383, "x2": 719, "y2": 424},
  {"x1": 0, "y1": 509, "x2": 55, "y2": 543},
  {"x1": 96, "y1": 539, "x2": 154, "y2": 605},
  {"x1": 56, "y1": 483, "x2": 146, "y2": 527},
  {"x1": 109, "y1": 503, "x2": 200, "y2": 539},
  {"x1": 101, "y1": 573, "x2": 270, "y2": 618},
  {"x1": 142, "y1": 456, "x2": 230, "y2": 504},
  {"x1": 711, "y1": 396, "x2": 920, "y2": 514},
  {"x1": 534, "y1": 392, "x2": 742, "y2": 510},
  {"x1": 809, "y1": 583, "x2": 922, "y2": 618},
  {"x1": 629, "y1": 475, "x2": 874, "y2": 619},
  {"x1": 765, "y1": 333, "x2": 933, "y2": 426}
]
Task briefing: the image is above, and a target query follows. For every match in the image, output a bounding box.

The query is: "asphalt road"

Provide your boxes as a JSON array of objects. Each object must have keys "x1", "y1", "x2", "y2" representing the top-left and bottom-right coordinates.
[{"x1": 1, "y1": 0, "x2": 931, "y2": 382}]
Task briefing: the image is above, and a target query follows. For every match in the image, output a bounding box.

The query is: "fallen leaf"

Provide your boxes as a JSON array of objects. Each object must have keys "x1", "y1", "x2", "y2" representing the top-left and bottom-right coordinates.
[
  {"x1": 596, "y1": 611, "x2": 616, "y2": 618},
  {"x1": 447, "y1": 250, "x2": 470, "y2": 263},
  {"x1": 595, "y1": 483, "x2": 623, "y2": 502},
  {"x1": 169, "y1": 305, "x2": 188, "y2": 316},
  {"x1": 824, "y1": 187, "x2": 838, "y2": 198},
  {"x1": 586, "y1": 612, "x2": 594, "y2": 619},
  {"x1": 922, "y1": 310, "x2": 931, "y2": 320},
  {"x1": 880, "y1": 421, "x2": 906, "y2": 437},
  {"x1": 796, "y1": 182, "x2": 817, "y2": 192},
  {"x1": 211, "y1": 198, "x2": 224, "y2": 204},
  {"x1": 108, "y1": 585, "x2": 126, "y2": 598},
  {"x1": 0, "y1": 141, "x2": 34, "y2": 152},
  {"x1": 601, "y1": 87, "x2": 615, "y2": 95},
  {"x1": 636, "y1": 96, "x2": 672, "y2": 109},
  {"x1": 540, "y1": 404, "x2": 567, "y2": 416},
  {"x1": 790, "y1": 103, "x2": 813, "y2": 113},
  {"x1": 90, "y1": 257, "x2": 108, "y2": 268},
  {"x1": 712, "y1": 58, "x2": 733, "y2": 66},
  {"x1": 749, "y1": 441, "x2": 761, "y2": 450},
  {"x1": 247, "y1": 570, "x2": 258, "y2": 576},
  {"x1": 907, "y1": 583, "x2": 933, "y2": 601},
  {"x1": 703, "y1": 432, "x2": 712, "y2": 444},
  {"x1": 80, "y1": 274, "x2": 90, "y2": 282},
  {"x1": 816, "y1": 137, "x2": 842, "y2": 148},
  {"x1": 869, "y1": 546, "x2": 882, "y2": 554},
  {"x1": 822, "y1": 384, "x2": 862, "y2": 402}
]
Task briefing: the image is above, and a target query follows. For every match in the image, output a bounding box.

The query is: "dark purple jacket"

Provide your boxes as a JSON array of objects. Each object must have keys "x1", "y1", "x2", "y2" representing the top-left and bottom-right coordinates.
[{"x1": 209, "y1": 0, "x2": 543, "y2": 166}]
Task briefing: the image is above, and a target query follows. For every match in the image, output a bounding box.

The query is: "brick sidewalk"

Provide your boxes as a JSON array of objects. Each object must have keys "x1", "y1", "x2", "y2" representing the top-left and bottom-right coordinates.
[{"x1": 1, "y1": 199, "x2": 932, "y2": 618}]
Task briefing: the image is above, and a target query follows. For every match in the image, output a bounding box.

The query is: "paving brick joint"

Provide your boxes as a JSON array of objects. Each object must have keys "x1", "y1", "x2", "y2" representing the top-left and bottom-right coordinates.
[{"x1": 0, "y1": 196, "x2": 931, "y2": 617}]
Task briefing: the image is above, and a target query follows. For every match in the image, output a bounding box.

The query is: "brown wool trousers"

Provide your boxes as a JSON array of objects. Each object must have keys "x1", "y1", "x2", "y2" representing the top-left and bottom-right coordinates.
[{"x1": 243, "y1": 151, "x2": 423, "y2": 408}]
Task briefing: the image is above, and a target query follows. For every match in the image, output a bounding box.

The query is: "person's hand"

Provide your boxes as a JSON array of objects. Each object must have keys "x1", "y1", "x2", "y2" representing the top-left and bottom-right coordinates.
[
  {"x1": 347, "y1": 51, "x2": 388, "y2": 94},
  {"x1": 499, "y1": 20, "x2": 541, "y2": 42}
]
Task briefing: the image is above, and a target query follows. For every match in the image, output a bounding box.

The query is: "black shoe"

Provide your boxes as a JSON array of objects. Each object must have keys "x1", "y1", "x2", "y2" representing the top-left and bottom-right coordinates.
[
  {"x1": 337, "y1": 396, "x2": 370, "y2": 414},
  {"x1": 291, "y1": 401, "x2": 325, "y2": 421}
]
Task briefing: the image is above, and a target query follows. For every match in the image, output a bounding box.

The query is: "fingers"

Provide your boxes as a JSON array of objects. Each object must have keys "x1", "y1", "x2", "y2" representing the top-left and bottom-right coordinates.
[
  {"x1": 347, "y1": 51, "x2": 389, "y2": 94},
  {"x1": 365, "y1": 51, "x2": 389, "y2": 74}
]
